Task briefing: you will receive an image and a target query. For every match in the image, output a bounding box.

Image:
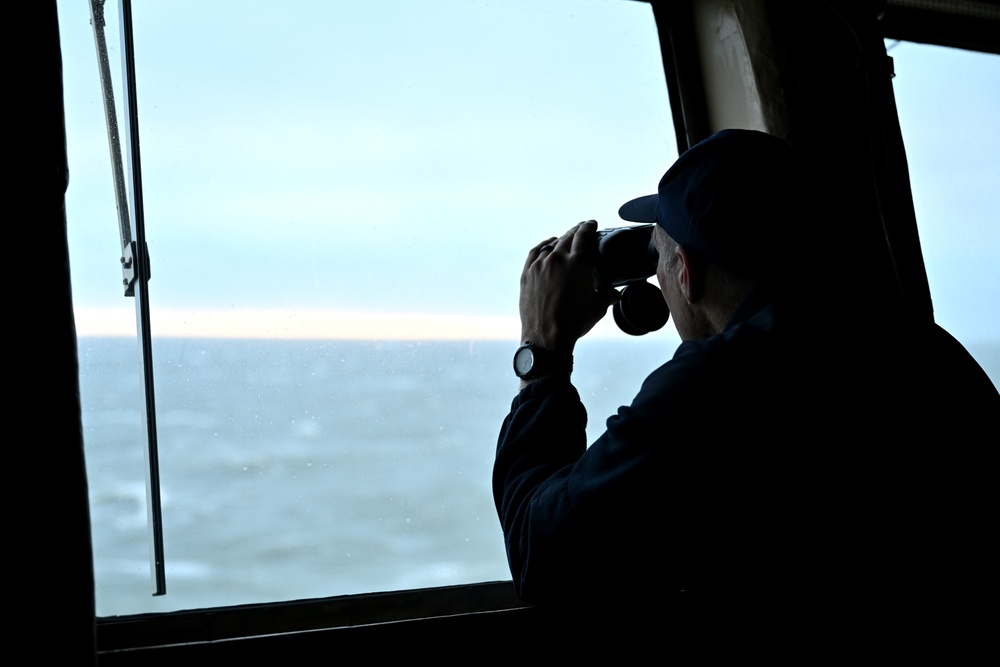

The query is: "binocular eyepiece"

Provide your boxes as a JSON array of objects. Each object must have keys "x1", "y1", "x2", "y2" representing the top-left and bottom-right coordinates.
[{"x1": 593, "y1": 224, "x2": 669, "y2": 336}]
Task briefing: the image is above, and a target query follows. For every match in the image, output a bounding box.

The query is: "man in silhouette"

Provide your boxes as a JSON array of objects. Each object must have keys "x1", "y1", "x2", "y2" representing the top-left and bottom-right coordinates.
[{"x1": 494, "y1": 129, "x2": 998, "y2": 657}]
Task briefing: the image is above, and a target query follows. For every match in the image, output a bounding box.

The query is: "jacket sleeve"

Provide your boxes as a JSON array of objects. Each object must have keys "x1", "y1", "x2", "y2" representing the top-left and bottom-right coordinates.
[
  {"x1": 493, "y1": 378, "x2": 588, "y2": 601},
  {"x1": 493, "y1": 370, "x2": 681, "y2": 605}
]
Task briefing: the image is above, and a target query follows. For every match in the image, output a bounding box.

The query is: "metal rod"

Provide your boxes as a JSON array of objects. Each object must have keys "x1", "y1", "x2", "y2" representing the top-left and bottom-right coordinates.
[
  {"x1": 117, "y1": 0, "x2": 166, "y2": 596},
  {"x1": 87, "y1": 0, "x2": 136, "y2": 295}
]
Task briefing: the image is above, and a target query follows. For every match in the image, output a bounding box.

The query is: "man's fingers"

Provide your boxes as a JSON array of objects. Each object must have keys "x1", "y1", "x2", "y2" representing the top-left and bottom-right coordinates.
[
  {"x1": 598, "y1": 285, "x2": 622, "y2": 306},
  {"x1": 524, "y1": 220, "x2": 599, "y2": 271},
  {"x1": 550, "y1": 227, "x2": 575, "y2": 253},
  {"x1": 532, "y1": 236, "x2": 558, "y2": 253},
  {"x1": 570, "y1": 220, "x2": 598, "y2": 255},
  {"x1": 549, "y1": 220, "x2": 597, "y2": 254},
  {"x1": 524, "y1": 236, "x2": 558, "y2": 270}
]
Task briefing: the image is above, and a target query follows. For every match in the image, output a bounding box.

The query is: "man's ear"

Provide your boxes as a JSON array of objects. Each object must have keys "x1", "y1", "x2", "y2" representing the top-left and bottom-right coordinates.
[{"x1": 675, "y1": 244, "x2": 701, "y2": 304}]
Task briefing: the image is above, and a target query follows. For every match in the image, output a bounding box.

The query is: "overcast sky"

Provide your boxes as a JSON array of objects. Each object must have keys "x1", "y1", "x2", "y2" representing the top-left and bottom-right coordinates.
[{"x1": 58, "y1": 1, "x2": 998, "y2": 348}]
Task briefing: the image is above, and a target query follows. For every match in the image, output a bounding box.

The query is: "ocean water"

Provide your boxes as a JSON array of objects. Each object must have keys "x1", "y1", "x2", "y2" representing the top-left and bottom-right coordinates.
[
  {"x1": 79, "y1": 335, "x2": 998, "y2": 617},
  {"x1": 79, "y1": 336, "x2": 674, "y2": 617}
]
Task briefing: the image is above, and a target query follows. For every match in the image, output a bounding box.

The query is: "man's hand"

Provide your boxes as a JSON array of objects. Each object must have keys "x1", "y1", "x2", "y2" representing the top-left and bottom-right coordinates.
[{"x1": 519, "y1": 221, "x2": 621, "y2": 355}]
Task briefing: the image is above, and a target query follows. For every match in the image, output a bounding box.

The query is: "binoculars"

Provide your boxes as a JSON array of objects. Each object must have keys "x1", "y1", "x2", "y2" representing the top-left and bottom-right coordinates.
[{"x1": 593, "y1": 223, "x2": 669, "y2": 336}]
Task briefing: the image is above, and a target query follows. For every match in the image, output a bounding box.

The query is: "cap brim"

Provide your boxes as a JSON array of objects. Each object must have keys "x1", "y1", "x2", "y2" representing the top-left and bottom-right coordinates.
[{"x1": 618, "y1": 194, "x2": 659, "y2": 223}]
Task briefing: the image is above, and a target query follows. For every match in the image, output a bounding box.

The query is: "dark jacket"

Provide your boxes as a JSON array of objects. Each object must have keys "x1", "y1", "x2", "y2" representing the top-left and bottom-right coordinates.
[{"x1": 494, "y1": 287, "x2": 998, "y2": 658}]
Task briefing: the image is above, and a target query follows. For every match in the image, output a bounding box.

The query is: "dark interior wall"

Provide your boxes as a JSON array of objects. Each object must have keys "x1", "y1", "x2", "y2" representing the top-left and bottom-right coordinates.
[
  {"x1": 33, "y1": 0, "x2": 982, "y2": 661},
  {"x1": 744, "y1": 0, "x2": 931, "y2": 314},
  {"x1": 881, "y1": 0, "x2": 1000, "y2": 55},
  {"x1": 756, "y1": 0, "x2": 930, "y2": 312},
  {"x1": 654, "y1": 0, "x2": 929, "y2": 311},
  {"x1": 30, "y1": 1, "x2": 97, "y2": 663}
]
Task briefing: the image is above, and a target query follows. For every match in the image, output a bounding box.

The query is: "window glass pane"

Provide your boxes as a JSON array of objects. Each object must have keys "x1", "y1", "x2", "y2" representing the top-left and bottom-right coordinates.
[
  {"x1": 888, "y1": 41, "x2": 1000, "y2": 387},
  {"x1": 60, "y1": 0, "x2": 679, "y2": 615}
]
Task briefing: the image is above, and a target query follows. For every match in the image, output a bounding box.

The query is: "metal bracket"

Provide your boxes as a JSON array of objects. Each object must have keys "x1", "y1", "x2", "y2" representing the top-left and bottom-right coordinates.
[{"x1": 120, "y1": 240, "x2": 151, "y2": 297}]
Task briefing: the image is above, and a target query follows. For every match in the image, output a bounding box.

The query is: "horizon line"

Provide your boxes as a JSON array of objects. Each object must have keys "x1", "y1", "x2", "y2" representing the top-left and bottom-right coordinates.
[
  {"x1": 71, "y1": 306, "x2": 643, "y2": 342},
  {"x1": 73, "y1": 306, "x2": 520, "y2": 340}
]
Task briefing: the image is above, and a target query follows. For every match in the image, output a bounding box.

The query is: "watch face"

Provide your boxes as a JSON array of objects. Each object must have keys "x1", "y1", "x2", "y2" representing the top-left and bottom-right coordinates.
[{"x1": 514, "y1": 346, "x2": 534, "y2": 376}]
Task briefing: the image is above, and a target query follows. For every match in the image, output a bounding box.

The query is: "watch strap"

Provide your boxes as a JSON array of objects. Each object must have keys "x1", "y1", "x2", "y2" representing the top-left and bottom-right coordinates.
[{"x1": 513, "y1": 341, "x2": 573, "y2": 380}]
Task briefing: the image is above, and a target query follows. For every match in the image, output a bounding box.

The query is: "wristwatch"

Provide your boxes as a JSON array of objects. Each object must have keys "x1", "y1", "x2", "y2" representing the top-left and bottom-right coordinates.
[{"x1": 513, "y1": 341, "x2": 573, "y2": 380}]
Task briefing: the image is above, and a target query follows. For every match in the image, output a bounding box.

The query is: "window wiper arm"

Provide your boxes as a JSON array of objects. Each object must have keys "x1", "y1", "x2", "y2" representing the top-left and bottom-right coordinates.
[{"x1": 89, "y1": 0, "x2": 165, "y2": 597}]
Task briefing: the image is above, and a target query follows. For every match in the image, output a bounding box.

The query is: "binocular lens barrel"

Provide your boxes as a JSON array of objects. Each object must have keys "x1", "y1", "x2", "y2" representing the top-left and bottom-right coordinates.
[{"x1": 593, "y1": 223, "x2": 669, "y2": 335}]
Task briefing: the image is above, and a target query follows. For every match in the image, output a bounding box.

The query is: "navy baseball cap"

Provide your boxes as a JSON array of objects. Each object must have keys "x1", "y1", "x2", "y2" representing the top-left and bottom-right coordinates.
[{"x1": 618, "y1": 129, "x2": 807, "y2": 277}]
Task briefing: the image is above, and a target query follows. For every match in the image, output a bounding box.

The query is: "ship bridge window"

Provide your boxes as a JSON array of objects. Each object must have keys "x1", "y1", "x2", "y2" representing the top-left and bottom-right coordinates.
[
  {"x1": 59, "y1": 0, "x2": 677, "y2": 615},
  {"x1": 888, "y1": 40, "x2": 1000, "y2": 387}
]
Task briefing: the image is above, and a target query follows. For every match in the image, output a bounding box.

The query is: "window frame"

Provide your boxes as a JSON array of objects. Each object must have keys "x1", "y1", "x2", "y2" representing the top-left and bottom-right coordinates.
[
  {"x1": 51, "y1": 0, "x2": 997, "y2": 659},
  {"x1": 74, "y1": 0, "x2": 685, "y2": 624}
]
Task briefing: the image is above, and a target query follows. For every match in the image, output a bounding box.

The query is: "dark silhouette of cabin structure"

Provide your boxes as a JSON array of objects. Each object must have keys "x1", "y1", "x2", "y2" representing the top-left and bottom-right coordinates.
[{"x1": 30, "y1": 1, "x2": 998, "y2": 663}]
